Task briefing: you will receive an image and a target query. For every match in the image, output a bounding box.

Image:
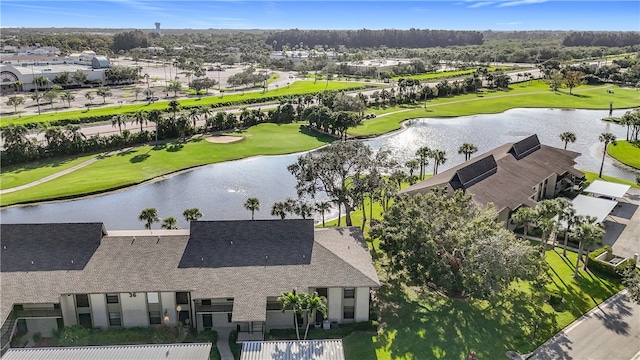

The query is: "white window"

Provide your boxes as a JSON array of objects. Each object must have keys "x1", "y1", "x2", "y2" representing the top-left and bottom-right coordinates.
[{"x1": 147, "y1": 292, "x2": 159, "y2": 303}]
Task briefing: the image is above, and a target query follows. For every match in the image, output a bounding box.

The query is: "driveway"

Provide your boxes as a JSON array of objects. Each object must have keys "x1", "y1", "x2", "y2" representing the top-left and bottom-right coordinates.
[
  {"x1": 529, "y1": 289, "x2": 640, "y2": 360},
  {"x1": 603, "y1": 187, "x2": 640, "y2": 260}
]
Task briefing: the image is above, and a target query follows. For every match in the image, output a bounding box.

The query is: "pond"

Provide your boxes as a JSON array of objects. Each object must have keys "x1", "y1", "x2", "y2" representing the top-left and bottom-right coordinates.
[{"x1": 1, "y1": 108, "x2": 636, "y2": 229}]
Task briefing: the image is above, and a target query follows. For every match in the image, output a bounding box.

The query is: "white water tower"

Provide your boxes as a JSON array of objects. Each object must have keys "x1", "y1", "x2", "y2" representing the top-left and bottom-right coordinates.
[{"x1": 155, "y1": 22, "x2": 161, "y2": 35}]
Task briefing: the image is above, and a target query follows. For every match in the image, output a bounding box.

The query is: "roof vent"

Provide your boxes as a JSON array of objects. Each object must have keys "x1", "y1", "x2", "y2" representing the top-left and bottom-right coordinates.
[
  {"x1": 71, "y1": 260, "x2": 74, "y2": 264},
  {"x1": 230, "y1": 240, "x2": 233, "y2": 245},
  {"x1": 31, "y1": 260, "x2": 34, "y2": 265},
  {"x1": 3, "y1": 245, "x2": 6, "y2": 250}
]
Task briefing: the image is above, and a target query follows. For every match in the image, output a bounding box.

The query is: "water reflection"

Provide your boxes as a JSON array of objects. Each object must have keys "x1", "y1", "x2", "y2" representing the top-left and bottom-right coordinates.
[{"x1": 1, "y1": 108, "x2": 636, "y2": 229}]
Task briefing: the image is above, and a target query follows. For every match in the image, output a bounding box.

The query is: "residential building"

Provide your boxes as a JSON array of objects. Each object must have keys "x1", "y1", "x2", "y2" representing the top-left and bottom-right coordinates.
[
  {"x1": 400, "y1": 134, "x2": 584, "y2": 224},
  {"x1": 0, "y1": 220, "x2": 379, "y2": 350}
]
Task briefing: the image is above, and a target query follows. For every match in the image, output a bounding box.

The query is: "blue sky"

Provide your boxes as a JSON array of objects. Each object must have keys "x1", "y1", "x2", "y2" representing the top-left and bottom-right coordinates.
[{"x1": 1, "y1": 1, "x2": 638, "y2": 31}]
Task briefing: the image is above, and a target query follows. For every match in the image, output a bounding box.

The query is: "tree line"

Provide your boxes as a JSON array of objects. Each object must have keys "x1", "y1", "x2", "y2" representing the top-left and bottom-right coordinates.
[
  {"x1": 562, "y1": 31, "x2": 640, "y2": 47},
  {"x1": 266, "y1": 29, "x2": 484, "y2": 50}
]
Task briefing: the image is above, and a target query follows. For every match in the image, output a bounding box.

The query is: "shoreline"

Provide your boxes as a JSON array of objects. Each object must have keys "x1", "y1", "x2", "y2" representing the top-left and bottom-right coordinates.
[{"x1": 2, "y1": 106, "x2": 639, "y2": 208}]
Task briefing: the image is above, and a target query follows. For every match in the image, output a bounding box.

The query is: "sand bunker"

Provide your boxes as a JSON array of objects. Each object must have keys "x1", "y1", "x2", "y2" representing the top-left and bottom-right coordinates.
[{"x1": 205, "y1": 136, "x2": 243, "y2": 144}]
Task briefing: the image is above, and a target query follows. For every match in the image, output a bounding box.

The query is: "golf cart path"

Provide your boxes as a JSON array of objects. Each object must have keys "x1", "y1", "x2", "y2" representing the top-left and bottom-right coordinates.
[{"x1": 1, "y1": 148, "x2": 131, "y2": 194}]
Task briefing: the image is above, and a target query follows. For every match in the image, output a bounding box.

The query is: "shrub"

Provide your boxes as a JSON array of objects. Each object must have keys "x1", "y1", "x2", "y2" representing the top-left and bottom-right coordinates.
[
  {"x1": 548, "y1": 292, "x2": 563, "y2": 306},
  {"x1": 57, "y1": 325, "x2": 90, "y2": 346},
  {"x1": 267, "y1": 320, "x2": 377, "y2": 340},
  {"x1": 32, "y1": 332, "x2": 42, "y2": 344},
  {"x1": 229, "y1": 330, "x2": 241, "y2": 360}
]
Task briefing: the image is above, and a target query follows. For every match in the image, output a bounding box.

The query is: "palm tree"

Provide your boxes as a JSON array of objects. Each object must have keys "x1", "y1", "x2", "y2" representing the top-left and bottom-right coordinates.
[
  {"x1": 278, "y1": 290, "x2": 303, "y2": 340},
  {"x1": 183, "y1": 208, "x2": 202, "y2": 222},
  {"x1": 430, "y1": 149, "x2": 447, "y2": 175},
  {"x1": 138, "y1": 208, "x2": 159, "y2": 229},
  {"x1": 64, "y1": 125, "x2": 85, "y2": 150},
  {"x1": 59, "y1": 92, "x2": 75, "y2": 108},
  {"x1": 271, "y1": 202, "x2": 287, "y2": 219},
  {"x1": 244, "y1": 197, "x2": 260, "y2": 220},
  {"x1": 168, "y1": 100, "x2": 181, "y2": 119},
  {"x1": 559, "y1": 131, "x2": 576, "y2": 150},
  {"x1": 315, "y1": 201, "x2": 331, "y2": 227},
  {"x1": 457, "y1": 142, "x2": 478, "y2": 161},
  {"x1": 294, "y1": 202, "x2": 313, "y2": 219},
  {"x1": 572, "y1": 216, "x2": 603, "y2": 276},
  {"x1": 161, "y1": 216, "x2": 178, "y2": 229},
  {"x1": 131, "y1": 110, "x2": 148, "y2": 132},
  {"x1": 301, "y1": 292, "x2": 327, "y2": 340},
  {"x1": 560, "y1": 204, "x2": 578, "y2": 257},
  {"x1": 111, "y1": 114, "x2": 127, "y2": 134},
  {"x1": 415, "y1": 146, "x2": 430, "y2": 180},
  {"x1": 148, "y1": 109, "x2": 162, "y2": 142},
  {"x1": 511, "y1": 206, "x2": 537, "y2": 240},
  {"x1": 598, "y1": 132, "x2": 617, "y2": 178}
]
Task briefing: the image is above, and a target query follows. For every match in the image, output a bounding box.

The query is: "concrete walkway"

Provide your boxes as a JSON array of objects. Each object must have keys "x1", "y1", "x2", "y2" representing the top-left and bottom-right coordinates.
[
  {"x1": 216, "y1": 331, "x2": 234, "y2": 360},
  {"x1": 0, "y1": 148, "x2": 130, "y2": 195}
]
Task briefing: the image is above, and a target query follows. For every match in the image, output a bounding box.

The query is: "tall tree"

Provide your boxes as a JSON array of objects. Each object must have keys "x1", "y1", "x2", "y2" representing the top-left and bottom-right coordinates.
[
  {"x1": 183, "y1": 208, "x2": 202, "y2": 222},
  {"x1": 511, "y1": 207, "x2": 538, "y2": 240},
  {"x1": 60, "y1": 92, "x2": 75, "y2": 108},
  {"x1": 458, "y1": 142, "x2": 478, "y2": 161},
  {"x1": 563, "y1": 71, "x2": 586, "y2": 95},
  {"x1": 244, "y1": 197, "x2": 260, "y2": 220},
  {"x1": 559, "y1": 131, "x2": 577, "y2": 150},
  {"x1": 598, "y1": 132, "x2": 617, "y2": 178},
  {"x1": 96, "y1": 87, "x2": 112, "y2": 104},
  {"x1": 131, "y1": 110, "x2": 148, "y2": 132},
  {"x1": 371, "y1": 190, "x2": 546, "y2": 299},
  {"x1": 287, "y1": 141, "x2": 386, "y2": 226},
  {"x1": 301, "y1": 292, "x2": 327, "y2": 340},
  {"x1": 168, "y1": 100, "x2": 181, "y2": 119},
  {"x1": 138, "y1": 208, "x2": 159, "y2": 229},
  {"x1": 430, "y1": 149, "x2": 447, "y2": 175},
  {"x1": 148, "y1": 109, "x2": 163, "y2": 143},
  {"x1": 572, "y1": 216, "x2": 604, "y2": 276},
  {"x1": 111, "y1": 114, "x2": 127, "y2": 134},
  {"x1": 415, "y1": 146, "x2": 430, "y2": 180}
]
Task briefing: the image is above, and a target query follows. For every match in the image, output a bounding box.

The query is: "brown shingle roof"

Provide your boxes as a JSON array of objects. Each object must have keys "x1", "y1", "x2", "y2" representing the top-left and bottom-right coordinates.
[
  {"x1": 0, "y1": 221, "x2": 379, "y2": 326},
  {"x1": 401, "y1": 136, "x2": 582, "y2": 212}
]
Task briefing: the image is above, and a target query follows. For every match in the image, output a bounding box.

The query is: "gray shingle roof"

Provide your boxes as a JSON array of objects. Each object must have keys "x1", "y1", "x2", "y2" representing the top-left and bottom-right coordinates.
[
  {"x1": 1, "y1": 223, "x2": 105, "y2": 272},
  {"x1": 0, "y1": 221, "x2": 379, "y2": 326},
  {"x1": 401, "y1": 136, "x2": 582, "y2": 212},
  {"x1": 181, "y1": 219, "x2": 314, "y2": 268}
]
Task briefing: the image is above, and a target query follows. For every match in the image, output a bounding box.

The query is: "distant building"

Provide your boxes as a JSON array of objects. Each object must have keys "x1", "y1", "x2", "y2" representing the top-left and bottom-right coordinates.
[{"x1": 155, "y1": 22, "x2": 161, "y2": 35}]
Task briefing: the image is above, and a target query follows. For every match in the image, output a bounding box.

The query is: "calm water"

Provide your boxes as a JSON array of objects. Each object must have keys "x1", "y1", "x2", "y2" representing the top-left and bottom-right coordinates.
[{"x1": 1, "y1": 108, "x2": 636, "y2": 229}]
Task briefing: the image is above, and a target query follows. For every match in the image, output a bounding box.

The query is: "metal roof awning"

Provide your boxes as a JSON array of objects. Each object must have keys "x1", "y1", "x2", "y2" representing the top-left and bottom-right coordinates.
[
  {"x1": 241, "y1": 340, "x2": 345, "y2": 360},
  {"x1": 1, "y1": 343, "x2": 211, "y2": 360},
  {"x1": 571, "y1": 194, "x2": 618, "y2": 224},
  {"x1": 584, "y1": 180, "x2": 631, "y2": 199}
]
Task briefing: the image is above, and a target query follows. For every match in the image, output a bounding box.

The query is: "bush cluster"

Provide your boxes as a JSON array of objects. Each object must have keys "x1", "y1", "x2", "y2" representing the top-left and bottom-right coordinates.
[{"x1": 587, "y1": 246, "x2": 637, "y2": 279}]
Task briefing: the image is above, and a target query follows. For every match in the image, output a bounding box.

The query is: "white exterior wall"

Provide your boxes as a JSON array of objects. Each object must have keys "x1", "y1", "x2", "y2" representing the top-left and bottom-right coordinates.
[
  {"x1": 212, "y1": 313, "x2": 231, "y2": 328},
  {"x1": 25, "y1": 318, "x2": 58, "y2": 337},
  {"x1": 22, "y1": 304, "x2": 54, "y2": 310},
  {"x1": 546, "y1": 173, "x2": 558, "y2": 197},
  {"x1": 266, "y1": 310, "x2": 294, "y2": 330},
  {"x1": 327, "y1": 288, "x2": 342, "y2": 322},
  {"x1": 161, "y1": 292, "x2": 176, "y2": 325},
  {"x1": 89, "y1": 294, "x2": 108, "y2": 329},
  {"x1": 121, "y1": 294, "x2": 148, "y2": 327},
  {"x1": 355, "y1": 287, "x2": 370, "y2": 322},
  {"x1": 60, "y1": 296, "x2": 77, "y2": 327}
]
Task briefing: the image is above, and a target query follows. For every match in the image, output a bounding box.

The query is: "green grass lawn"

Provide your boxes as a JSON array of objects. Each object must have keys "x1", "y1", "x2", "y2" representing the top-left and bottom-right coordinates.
[
  {"x1": 342, "y1": 250, "x2": 623, "y2": 360},
  {"x1": 607, "y1": 140, "x2": 640, "y2": 169},
  {"x1": 350, "y1": 82, "x2": 639, "y2": 137},
  {"x1": 1, "y1": 81, "x2": 372, "y2": 127},
  {"x1": 1, "y1": 153, "x2": 98, "y2": 190},
  {"x1": 583, "y1": 170, "x2": 640, "y2": 188},
  {"x1": 0, "y1": 123, "x2": 334, "y2": 206},
  {"x1": 390, "y1": 66, "x2": 515, "y2": 81}
]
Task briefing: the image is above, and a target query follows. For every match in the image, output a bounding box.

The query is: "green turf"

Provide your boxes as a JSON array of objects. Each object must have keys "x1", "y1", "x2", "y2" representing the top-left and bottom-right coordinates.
[
  {"x1": 342, "y1": 249, "x2": 622, "y2": 360},
  {"x1": 0, "y1": 123, "x2": 334, "y2": 206},
  {"x1": 0, "y1": 81, "x2": 373, "y2": 127},
  {"x1": 583, "y1": 170, "x2": 640, "y2": 188},
  {"x1": 350, "y1": 82, "x2": 639, "y2": 137},
  {"x1": 607, "y1": 140, "x2": 640, "y2": 169},
  {"x1": 390, "y1": 66, "x2": 515, "y2": 81},
  {"x1": 1, "y1": 153, "x2": 99, "y2": 190}
]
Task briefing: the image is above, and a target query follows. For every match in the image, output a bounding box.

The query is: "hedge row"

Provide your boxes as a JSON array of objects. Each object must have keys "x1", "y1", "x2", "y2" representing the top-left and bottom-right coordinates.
[
  {"x1": 9, "y1": 85, "x2": 369, "y2": 130},
  {"x1": 587, "y1": 245, "x2": 636, "y2": 279}
]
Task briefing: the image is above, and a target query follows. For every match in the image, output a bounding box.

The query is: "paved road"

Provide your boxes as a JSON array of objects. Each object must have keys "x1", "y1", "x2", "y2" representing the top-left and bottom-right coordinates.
[{"x1": 529, "y1": 289, "x2": 640, "y2": 360}]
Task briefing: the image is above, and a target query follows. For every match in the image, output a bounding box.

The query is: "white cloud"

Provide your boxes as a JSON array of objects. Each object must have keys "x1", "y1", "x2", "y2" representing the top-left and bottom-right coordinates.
[
  {"x1": 497, "y1": 0, "x2": 548, "y2": 7},
  {"x1": 468, "y1": 2, "x2": 495, "y2": 8}
]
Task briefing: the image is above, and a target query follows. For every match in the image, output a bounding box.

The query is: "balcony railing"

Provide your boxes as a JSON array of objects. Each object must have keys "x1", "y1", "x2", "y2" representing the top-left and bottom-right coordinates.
[
  {"x1": 14, "y1": 308, "x2": 62, "y2": 318},
  {"x1": 195, "y1": 304, "x2": 233, "y2": 313}
]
